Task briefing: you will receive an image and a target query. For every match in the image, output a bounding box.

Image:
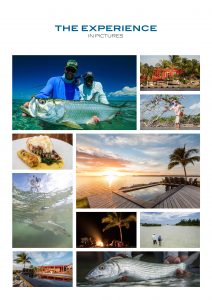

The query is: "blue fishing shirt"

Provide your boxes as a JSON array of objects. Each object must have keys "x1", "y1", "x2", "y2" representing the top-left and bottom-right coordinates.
[{"x1": 35, "y1": 75, "x2": 80, "y2": 100}]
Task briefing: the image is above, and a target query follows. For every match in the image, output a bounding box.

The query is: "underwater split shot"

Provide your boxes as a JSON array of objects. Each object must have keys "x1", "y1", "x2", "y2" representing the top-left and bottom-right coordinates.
[
  {"x1": 12, "y1": 173, "x2": 73, "y2": 248},
  {"x1": 77, "y1": 251, "x2": 200, "y2": 287},
  {"x1": 76, "y1": 133, "x2": 200, "y2": 209},
  {"x1": 13, "y1": 251, "x2": 73, "y2": 287},
  {"x1": 140, "y1": 212, "x2": 200, "y2": 248},
  {"x1": 12, "y1": 55, "x2": 137, "y2": 130}
]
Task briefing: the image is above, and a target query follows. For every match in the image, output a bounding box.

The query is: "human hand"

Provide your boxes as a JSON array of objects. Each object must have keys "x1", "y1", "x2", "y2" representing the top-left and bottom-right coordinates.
[
  {"x1": 164, "y1": 255, "x2": 188, "y2": 264},
  {"x1": 164, "y1": 255, "x2": 189, "y2": 277},
  {"x1": 22, "y1": 102, "x2": 30, "y2": 117},
  {"x1": 92, "y1": 115, "x2": 100, "y2": 123}
]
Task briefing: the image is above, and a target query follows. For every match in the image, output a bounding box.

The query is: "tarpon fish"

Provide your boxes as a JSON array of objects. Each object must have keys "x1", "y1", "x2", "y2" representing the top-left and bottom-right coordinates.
[
  {"x1": 20, "y1": 97, "x2": 128, "y2": 129},
  {"x1": 85, "y1": 253, "x2": 199, "y2": 283}
]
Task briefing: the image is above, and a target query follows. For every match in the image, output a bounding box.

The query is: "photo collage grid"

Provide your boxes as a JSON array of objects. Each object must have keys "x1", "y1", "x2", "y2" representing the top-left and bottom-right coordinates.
[{"x1": 12, "y1": 55, "x2": 200, "y2": 287}]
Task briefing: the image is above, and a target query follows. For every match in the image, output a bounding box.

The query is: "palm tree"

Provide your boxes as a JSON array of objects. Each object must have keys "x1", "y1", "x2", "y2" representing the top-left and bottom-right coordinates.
[
  {"x1": 168, "y1": 55, "x2": 182, "y2": 68},
  {"x1": 101, "y1": 212, "x2": 136, "y2": 242},
  {"x1": 14, "y1": 252, "x2": 31, "y2": 270},
  {"x1": 168, "y1": 145, "x2": 200, "y2": 180}
]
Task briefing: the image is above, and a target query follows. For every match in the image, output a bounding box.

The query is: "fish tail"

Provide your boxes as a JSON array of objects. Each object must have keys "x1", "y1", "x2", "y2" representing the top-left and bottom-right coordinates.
[
  {"x1": 111, "y1": 101, "x2": 129, "y2": 109},
  {"x1": 118, "y1": 101, "x2": 129, "y2": 108},
  {"x1": 184, "y1": 252, "x2": 199, "y2": 268}
]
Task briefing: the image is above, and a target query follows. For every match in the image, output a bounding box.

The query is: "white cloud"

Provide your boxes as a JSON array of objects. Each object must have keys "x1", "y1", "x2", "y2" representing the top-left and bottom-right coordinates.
[
  {"x1": 189, "y1": 102, "x2": 200, "y2": 110},
  {"x1": 77, "y1": 145, "x2": 120, "y2": 159},
  {"x1": 108, "y1": 86, "x2": 136, "y2": 97},
  {"x1": 140, "y1": 212, "x2": 199, "y2": 224}
]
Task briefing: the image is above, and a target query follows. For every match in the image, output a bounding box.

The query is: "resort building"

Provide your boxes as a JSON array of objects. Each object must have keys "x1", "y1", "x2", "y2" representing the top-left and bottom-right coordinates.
[
  {"x1": 141, "y1": 67, "x2": 184, "y2": 83},
  {"x1": 36, "y1": 264, "x2": 72, "y2": 275}
]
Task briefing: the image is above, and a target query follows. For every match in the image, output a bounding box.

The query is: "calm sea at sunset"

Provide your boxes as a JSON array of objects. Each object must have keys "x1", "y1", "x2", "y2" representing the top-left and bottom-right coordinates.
[{"x1": 76, "y1": 175, "x2": 163, "y2": 198}]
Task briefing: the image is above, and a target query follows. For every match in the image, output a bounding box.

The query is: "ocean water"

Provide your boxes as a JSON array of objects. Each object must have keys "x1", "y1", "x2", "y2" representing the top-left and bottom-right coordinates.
[
  {"x1": 140, "y1": 225, "x2": 200, "y2": 248},
  {"x1": 13, "y1": 185, "x2": 73, "y2": 248},
  {"x1": 77, "y1": 176, "x2": 163, "y2": 199},
  {"x1": 12, "y1": 99, "x2": 136, "y2": 130},
  {"x1": 78, "y1": 275, "x2": 200, "y2": 287}
]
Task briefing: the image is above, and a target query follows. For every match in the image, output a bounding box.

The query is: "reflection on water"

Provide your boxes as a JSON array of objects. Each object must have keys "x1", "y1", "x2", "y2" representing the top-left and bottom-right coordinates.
[
  {"x1": 77, "y1": 176, "x2": 163, "y2": 198},
  {"x1": 140, "y1": 225, "x2": 200, "y2": 248},
  {"x1": 13, "y1": 185, "x2": 72, "y2": 247},
  {"x1": 34, "y1": 278, "x2": 72, "y2": 287},
  {"x1": 13, "y1": 99, "x2": 136, "y2": 130},
  {"x1": 78, "y1": 275, "x2": 200, "y2": 287},
  {"x1": 127, "y1": 185, "x2": 167, "y2": 201}
]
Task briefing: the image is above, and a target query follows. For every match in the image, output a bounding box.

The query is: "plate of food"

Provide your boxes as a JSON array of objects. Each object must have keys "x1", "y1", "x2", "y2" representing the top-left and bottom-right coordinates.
[{"x1": 12, "y1": 135, "x2": 73, "y2": 170}]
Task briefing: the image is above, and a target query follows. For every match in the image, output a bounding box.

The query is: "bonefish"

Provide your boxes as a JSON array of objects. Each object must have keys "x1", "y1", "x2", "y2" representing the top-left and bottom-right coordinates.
[{"x1": 85, "y1": 253, "x2": 199, "y2": 283}]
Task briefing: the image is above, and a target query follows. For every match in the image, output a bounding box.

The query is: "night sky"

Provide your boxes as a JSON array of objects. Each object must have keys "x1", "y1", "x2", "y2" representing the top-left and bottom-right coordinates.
[
  {"x1": 76, "y1": 212, "x2": 136, "y2": 247},
  {"x1": 12, "y1": 55, "x2": 136, "y2": 100}
]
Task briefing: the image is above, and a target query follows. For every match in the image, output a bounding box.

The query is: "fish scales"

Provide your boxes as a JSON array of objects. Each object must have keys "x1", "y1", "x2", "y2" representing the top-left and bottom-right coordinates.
[
  {"x1": 86, "y1": 253, "x2": 199, "y2": 283},
  {"x1": 20, "y1": 97, "x2": 126, "y2": 128},
  {"x1": 115, "y1": 258, "x2": 185, "y2": 280},
  {"x1": 62, "y1": 101, "x2": 118, "y2": 123}
]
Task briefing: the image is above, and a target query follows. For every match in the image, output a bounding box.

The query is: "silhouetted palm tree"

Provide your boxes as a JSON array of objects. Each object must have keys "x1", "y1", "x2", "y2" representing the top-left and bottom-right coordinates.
[
  {"x1": 101, "y1": 213, "x2": 136, "y2": 242},
  {"x1": 168, "y1": 145, "x2": 200, "y2": 180}
]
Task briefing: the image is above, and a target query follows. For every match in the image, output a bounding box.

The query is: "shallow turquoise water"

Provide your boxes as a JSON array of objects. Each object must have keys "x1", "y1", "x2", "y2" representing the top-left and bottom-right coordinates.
[{"x1": 12, "y1": 99, "x2": 136, "y2": 130}]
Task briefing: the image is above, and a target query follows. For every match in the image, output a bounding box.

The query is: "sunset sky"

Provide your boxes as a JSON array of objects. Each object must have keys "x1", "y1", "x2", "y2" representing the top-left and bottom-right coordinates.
[{"x1": 76, "y1": 134, "x2": 200, "y2": 176}]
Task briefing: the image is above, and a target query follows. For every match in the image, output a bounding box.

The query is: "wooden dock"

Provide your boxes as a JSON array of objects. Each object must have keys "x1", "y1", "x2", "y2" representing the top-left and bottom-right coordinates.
[{"x1": 87, "y1": 185, "x2": 200, "y2": 208}]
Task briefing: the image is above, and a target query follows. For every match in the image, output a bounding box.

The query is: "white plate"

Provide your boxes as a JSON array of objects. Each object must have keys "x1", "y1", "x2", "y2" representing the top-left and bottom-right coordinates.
[{"x1": 12, "y1": 138, "x2": 73, "y2": 170}]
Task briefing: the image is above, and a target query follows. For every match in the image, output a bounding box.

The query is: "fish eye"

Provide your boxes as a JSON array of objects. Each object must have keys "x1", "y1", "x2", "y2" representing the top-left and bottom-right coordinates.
[
  {"x1": 38, "y1": 99, "x2": 46, "y2": 104},
  {"x1": 99, "y1": 265, "x2": 105, "y2": 270}
]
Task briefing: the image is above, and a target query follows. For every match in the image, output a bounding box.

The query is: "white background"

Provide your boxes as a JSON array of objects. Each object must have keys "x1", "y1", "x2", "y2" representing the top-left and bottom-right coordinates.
[{"x1": 0, "y1": 0, "x2": 211, "y2": 299}]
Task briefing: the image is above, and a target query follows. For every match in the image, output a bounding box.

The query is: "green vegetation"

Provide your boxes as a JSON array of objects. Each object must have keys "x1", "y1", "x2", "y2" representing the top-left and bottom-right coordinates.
[
  {"x1": 14, "y1": 252, "x2": 31, "y2": 269},
  {"x1": 168, "y1": 145, "x2": 200, "y2": 180},
  {"x1": 142, "y1": 114, "x2": 200, "y2": 127},
  {"x1": 76, "y1": 197, "x2": 90, "y2": 208},
  {"x1": 176, "y1": 219, "x2": 200, "y2": 226},
  {"x1": 102, "y1": 212, "x2": 136, "y2": 242},
  {"x1": 141, "y1": 223, "x2": 161, "y2": 227},
  {"x1": 141, "y1": 55, "x2": 200, "y2": 83}
]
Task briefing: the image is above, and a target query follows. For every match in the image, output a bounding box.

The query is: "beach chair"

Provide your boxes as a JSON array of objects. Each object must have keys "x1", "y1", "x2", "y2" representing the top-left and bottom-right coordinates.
[
  {"x1": 188, "y1": 178, "x2": 193, "y2": 185},
  {"x1": 192, "y1": 178, "x2": 198, "y2": 186}
]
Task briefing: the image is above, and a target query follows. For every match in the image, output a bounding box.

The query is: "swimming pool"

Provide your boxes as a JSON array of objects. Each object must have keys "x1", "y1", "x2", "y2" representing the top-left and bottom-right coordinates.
[{"x1": 125, "y1": 185, "x2": 167, "y2": 202}]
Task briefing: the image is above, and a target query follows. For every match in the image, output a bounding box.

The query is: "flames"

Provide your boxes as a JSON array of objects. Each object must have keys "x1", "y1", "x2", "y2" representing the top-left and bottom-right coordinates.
[{"x1": 96, "y1": 240, "x2": 104, "y2": 247}]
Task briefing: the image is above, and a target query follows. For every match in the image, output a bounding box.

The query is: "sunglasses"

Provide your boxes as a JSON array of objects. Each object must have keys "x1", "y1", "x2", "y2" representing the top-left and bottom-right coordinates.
[{"x1": 66, "y1": 66, "x2": 77, "y2": 73}]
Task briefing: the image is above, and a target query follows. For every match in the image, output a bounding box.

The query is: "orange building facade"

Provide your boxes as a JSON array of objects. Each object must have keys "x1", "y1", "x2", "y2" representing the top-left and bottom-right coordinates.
[{"x1": 141, "y1": 67, "x2": 184, "y2": 82}]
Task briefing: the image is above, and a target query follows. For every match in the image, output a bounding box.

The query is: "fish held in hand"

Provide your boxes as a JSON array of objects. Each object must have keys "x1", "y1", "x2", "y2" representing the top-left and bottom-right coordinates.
[
  {"x1": 85, "y1": 253, "x2": 199, "y2": 283},
  {"x1": 20, "y1": 97, "x2": 128, "y2": 129}
]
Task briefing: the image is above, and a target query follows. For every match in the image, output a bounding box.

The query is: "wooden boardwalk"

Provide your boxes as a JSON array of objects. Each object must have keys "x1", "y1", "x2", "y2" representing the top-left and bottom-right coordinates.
[{"x1": 87, "y1": 185, "x2": 200, "y2": 208}]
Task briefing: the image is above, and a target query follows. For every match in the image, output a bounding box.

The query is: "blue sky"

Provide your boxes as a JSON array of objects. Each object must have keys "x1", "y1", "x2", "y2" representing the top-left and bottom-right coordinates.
[
  {"x1": 13, "y1": 55, "x2": 136, "y2": 100},
  {"x1": 12, "y1": 173, "x2": 72, "y2": 192},
  {"x1": 140, "y1": 55, "x2": 200, "y2": 66},
  {"x1": 140, "y1": 212, "x2": 200, "y2": 225},
  {"x1": 77, "y1": 134, "x2": 200, "y2": 176},
  {"x1": 13, "y1": 252, "x2": 72, "y2": 269},
  {"x1": 141, "y1": 94, "x2": 200, "y2": 118}
]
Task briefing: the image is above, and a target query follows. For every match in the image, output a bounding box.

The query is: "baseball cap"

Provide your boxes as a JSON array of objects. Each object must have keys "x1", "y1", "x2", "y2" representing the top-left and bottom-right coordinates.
[
  {"x1": 83, "y1": 71, "x2": 94, "y2": 79},
  {"x1": 66, "y1": 59, "x2": 78, "y2": 71}
]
